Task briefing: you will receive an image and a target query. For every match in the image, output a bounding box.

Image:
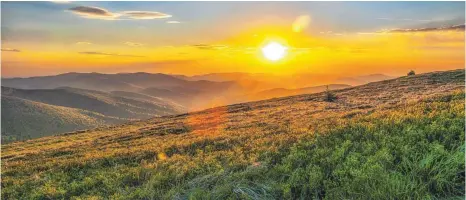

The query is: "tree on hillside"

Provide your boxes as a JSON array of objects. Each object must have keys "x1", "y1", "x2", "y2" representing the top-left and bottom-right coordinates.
[
  {"x1": 324, "y1": 85, "x2": 337, "y2": 102},
  {"x1": 408, "y1": 70, "x2": 415, "y2": 76}
]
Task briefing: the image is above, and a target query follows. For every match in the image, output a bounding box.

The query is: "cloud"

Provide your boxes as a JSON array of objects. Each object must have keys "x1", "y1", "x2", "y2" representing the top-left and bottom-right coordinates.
[
  {"x1": 377, "y1": 18, "x2": 433, "y2": 22},
  {"x1": 381, "y1": 24, "x2": 465, "y2": 33},
  {"x1": 50, "y1": 0, "x2": 70, "y2": 3},
  {"x1": 78, "y1": 51, "x2": 144, "y2": 57},
  {"x1": 68, "y1": 6, "x2": 120, "y2": 20},
  {"x1": 191, "y1": 44, "x2": 228, "y2": 50},
  {"x1": 122, "y1": 11, "x2": 171, "y2": 19},
  {"x1": 1, "y1": 48, "x2": 21, "y2": 52},
  {"x1": 167, "y1": 21, "x2": 181, "y2": 24},
  {"x1": 68, "y1": 6, "x2": 172, "y2": 20},
  {"x1": 124, "y1": 42, "x2": 144, "y2": 47},
  {"x1": 75, "y1": 41, "x2": 92, "y2": 45}
]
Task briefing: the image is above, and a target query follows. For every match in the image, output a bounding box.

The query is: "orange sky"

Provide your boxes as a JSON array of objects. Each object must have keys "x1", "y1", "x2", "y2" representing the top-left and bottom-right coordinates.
[
  {"x1": 1, "y1": 2, "x2": 465, "y2": 78},
  {"x1": 3, "y1": 28, "x2": 464, "y2": 77}
]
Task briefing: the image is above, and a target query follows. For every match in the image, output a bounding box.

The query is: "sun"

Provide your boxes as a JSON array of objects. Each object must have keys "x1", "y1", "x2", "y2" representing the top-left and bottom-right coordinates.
[{"x1": 261, "y1": 42, "x2": 287, "y2": 61}]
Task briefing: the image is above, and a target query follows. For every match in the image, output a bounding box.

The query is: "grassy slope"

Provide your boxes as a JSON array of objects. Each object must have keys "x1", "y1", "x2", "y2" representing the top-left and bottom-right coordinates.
[
  {"x1": 1, "y1": 96, "x2": 125, "y2": 142},
  {"x1": 1, "y1": 69, "x2": 464, "y2": 199},
  {"x1": 249, "y1": 84, "x2": 351, "y2": 101}
]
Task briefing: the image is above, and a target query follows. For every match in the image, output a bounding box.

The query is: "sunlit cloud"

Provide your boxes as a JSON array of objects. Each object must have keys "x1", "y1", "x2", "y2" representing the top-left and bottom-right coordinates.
[
  {"x1": 78, "y1": 51, "x2": 144, "y2": 57},
  {"x1": 122, "y1": 11, "x2": 171, "y2": 19},
  {"x1": 167, "y1": 21, "x2": 181, "y2": 24},
  {"x1": 381, "y1": 24, "x2": 465, "y2": 33},
  {"x1": 50, "y1": 0, "x2": 70, "y2": 3},
  {"x1": 191, "y1": 44, "x2": 228, "y2": 50},
  {"x1": 1, "y1": 48, "x2": 21, "y2": 52},
  {"x1": 68, "y1": 6, "x2": 171, "y2": 20},
  {"x1": 124, "y1": 42, "x2": 144, "y2": 47},
  {"x1": 377, "y1": 17, "x2": 433, "y2": 22},
  {"x1": 75, "y1": 41, "x2": 92, "y2": 45},
  {"x1": 292, "y1": 15, "x2": 311, "y2": 33},
  {"x1": 68, "y1": 6, "x2": 120, "y2": 20}
]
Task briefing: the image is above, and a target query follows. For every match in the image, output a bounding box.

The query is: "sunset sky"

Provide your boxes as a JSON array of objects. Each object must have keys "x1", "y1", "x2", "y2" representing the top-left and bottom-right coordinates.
[{"x1": 1, "y1": 1, "x2": 465, "y2": 78}]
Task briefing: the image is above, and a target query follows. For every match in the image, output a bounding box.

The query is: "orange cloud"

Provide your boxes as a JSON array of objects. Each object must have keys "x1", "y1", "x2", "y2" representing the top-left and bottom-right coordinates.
[
  {"x1": 78, "y1": 51, "x2": 145, "y2": 57},
  {"x1": 1, "y1": 48, "x2": 21, "y2": 52},
  {"x1": 122, "y1": 11, "x2": 171, "y2": 19}
]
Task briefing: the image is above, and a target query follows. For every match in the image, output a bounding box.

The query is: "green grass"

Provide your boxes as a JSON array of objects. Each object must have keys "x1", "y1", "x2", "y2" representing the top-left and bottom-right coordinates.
[{"x1": 1, "y1": 69, "x2": 464, "y2": 199}]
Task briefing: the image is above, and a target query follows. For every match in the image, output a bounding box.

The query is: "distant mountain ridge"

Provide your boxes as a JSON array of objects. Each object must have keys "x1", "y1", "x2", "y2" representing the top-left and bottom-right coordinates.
[
  {"x1": 1, "y1": 86, "x2": 186, "y2": 142},
  {"x1": 1, "y1": 72, "x2": 239, "y2": 93},
  {"x1": 2, "y1": 86, "x2": 184, "y2": 119},
  {"x1": 1, "y1": 95, "x2": 123, "y2": 143}
]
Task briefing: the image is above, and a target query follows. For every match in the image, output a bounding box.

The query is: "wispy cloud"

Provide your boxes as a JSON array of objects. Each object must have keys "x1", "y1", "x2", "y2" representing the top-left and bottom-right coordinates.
[
  {"x1": 191, "y1": 44, "x2": 228, "y2": 50},
  {"x1": 1, "y1": 48, "x2": 21, "y2": 52},
  {"x1": 167, "y1": 21, "x2": 181, "y2": 24},
  {"x1": 122, "y1": 11, "x2": 171, "y2": 19},
  {"x1": 124, "y1": 42, "x2": 144, "y2": 47},
  {"x1": 68, "y1": 6, "x2": 120, "y2": 20},
  {"x1": 78, "y1": 51, "x2": 144, "y2": 57},
  {"x1": 75, "y1": 41, "x2": 92, "y2": 45},
  {"x1": 68, "y1": 6, "x2": 171, "y2": 20},
  {"x1": 381, "y1": 24, "x2": 465, "y2": 33},
  {"x1": 377, "y1": 17, "x2": 433, "y2": 22},
  {"x1": 50, "y1": 0, "x2": 70, "y2": 3}
]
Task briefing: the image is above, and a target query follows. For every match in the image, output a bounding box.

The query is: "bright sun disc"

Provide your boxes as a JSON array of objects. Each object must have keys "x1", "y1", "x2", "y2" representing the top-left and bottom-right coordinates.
[{"x1": 261, "y1": 42, "x2": 287, "y2": 61}]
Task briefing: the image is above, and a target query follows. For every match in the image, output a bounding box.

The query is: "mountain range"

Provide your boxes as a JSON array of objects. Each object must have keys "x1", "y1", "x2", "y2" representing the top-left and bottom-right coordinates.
[{"x1": 1, "y1": 71, "x2": 394, "y2": 143}]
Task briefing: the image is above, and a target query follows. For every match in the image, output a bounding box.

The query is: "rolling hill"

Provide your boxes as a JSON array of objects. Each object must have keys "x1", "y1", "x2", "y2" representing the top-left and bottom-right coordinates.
[
  {"x1": 1, "y1": 96, "x2": 124, "y2": 143},
  {"x1": 1, "y1": 87, "x2": 185, "y2": 142},
  {"x1": 2, "y1": 86, "x2": 185, "y2": 119},
  {"x1": 336, "y1": 74, "x2": 394, "y2": 85},
  {"x1": 1, "y1": 69, "x2": 464, "y2": 199},
  {"x1": 248, "y1": 84, "x2": 351, "y2": 101}
]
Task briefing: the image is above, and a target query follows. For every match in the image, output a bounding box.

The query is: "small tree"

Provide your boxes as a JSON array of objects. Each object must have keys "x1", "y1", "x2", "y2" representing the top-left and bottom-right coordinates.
[
  {"x1": 407, "y1": 70, "x2": 415, "y2": 76},
  {"x1": 324, "y1": 85, "x2": 337, "y2": 102}
]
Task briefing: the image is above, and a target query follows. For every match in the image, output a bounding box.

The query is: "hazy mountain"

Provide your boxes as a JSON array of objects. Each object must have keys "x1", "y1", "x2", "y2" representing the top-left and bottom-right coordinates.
[
  {"x1": 1, "y1": 72, "x2": 240, "y2": 93},
  {"x1": 1, "y1": 95, "x2": 123, "y2": 143},
  {"x1": 2, "y1": 72, "x2": 143, "y2": 91},
  {"x1": 180, "y1": 72, "x2": 264, "y2": 82},
  {"x1": 140, "y1": 87, "x2": 193, "y2": 105},
  {"x1": 178, "y1": 72, "x2": 394, "y2": 90},
  {"x1": 140, "y1": 85, "x2": 241, "y2": 111},
  {"x1": 2, "y1": 86, "x2": 185, "y2": 119},
  {"x1": 1, "y1": 86, "x2": 187, "y2": 143}
]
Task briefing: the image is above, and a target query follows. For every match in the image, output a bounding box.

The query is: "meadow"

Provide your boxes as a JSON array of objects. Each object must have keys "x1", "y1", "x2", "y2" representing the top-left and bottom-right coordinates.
[{"x1": 1, "y1": 69, "x2": 464, "y2": 199}]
